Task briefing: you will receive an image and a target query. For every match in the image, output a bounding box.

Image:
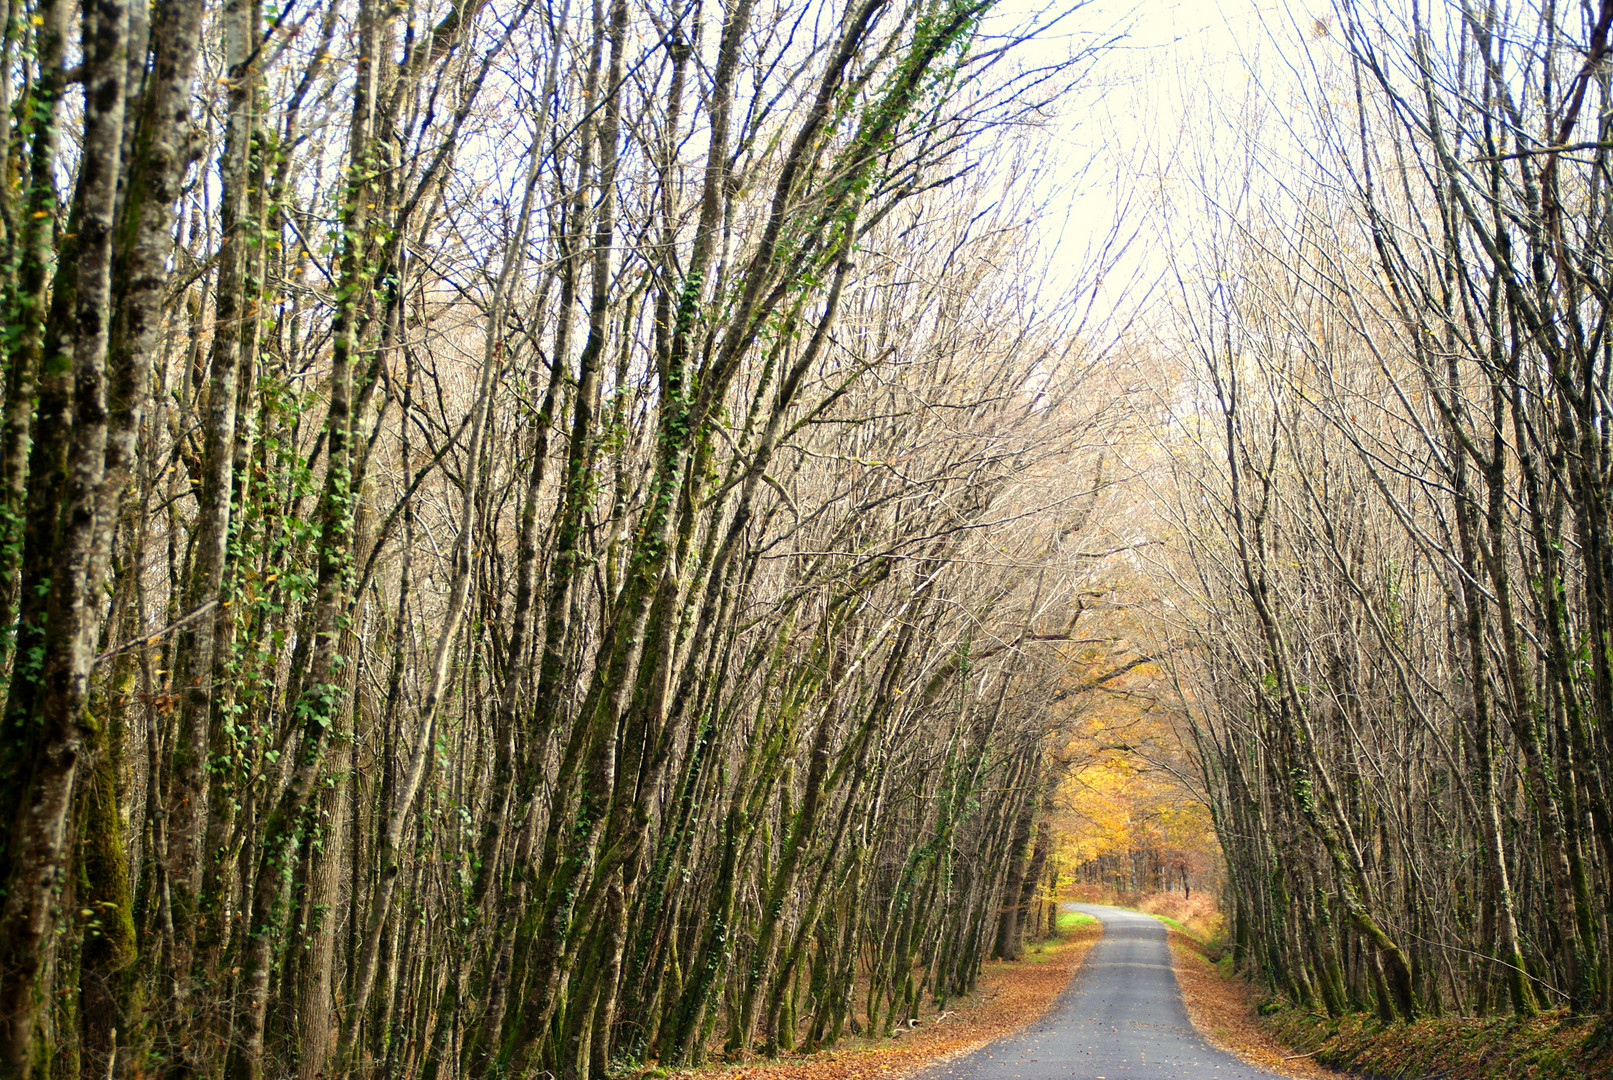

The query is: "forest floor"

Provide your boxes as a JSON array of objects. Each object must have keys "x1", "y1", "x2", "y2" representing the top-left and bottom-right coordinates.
[
  {"x1": 1164, "y1": 925, "x2": 1344, "y2": 1079},
  {"x1": 623, "y1": 913, "x2": 1103, "y2": 1080},
  {"x1": 1154, "y1": 897, "x2": 1613, "y2": 1080},
  {"x1": 1258, "y1": 1001, "x2": 1613, "y2": 1080}
]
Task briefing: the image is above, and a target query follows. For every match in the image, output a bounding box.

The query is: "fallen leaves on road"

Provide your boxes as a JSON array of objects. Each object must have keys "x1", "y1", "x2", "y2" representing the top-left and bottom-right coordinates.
[
  {"x1": 1164, "y1": 928, "x2": 1345, "y2": 1080},
  {"x1": 637, "y1": 922, "x2": 1101, "y2": 1080}
]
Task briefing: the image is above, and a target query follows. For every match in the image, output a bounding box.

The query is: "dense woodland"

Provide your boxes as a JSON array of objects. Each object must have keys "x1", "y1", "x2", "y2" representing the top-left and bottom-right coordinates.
[
  {"x1": 0, "y1": 0, "x2": 1128, "y2": 1077},
  {"x1": 10, "y1": 0, "x2": 1613, "y2": 1076},
  {"x1": 1158, "y1": 0, "x2": 1613, "y2": 1026}
]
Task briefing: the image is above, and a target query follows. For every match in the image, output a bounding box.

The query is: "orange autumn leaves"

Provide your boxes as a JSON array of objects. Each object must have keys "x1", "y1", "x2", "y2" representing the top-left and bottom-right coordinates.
[
  {"x1": 1050, "y1": 649, "x2": 1220, "y2": 896},
  {"x1": 1058, "y1": 735, "x2": 1216, "y2": 881}
]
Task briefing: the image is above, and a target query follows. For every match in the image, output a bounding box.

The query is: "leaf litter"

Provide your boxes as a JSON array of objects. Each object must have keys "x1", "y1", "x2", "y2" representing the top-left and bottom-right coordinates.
[
  {"x1": 1165, "y1": 926, "x2": 1345, "y2": 1080},
  {"x1": 634, "y1": 921, "x2": 1101, "y2": 1080}
]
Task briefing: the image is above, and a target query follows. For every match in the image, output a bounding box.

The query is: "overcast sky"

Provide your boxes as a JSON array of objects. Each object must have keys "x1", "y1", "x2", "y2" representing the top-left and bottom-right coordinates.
[{"x1": 988, "y1": 1, "x2": 1334, "y2": 322}]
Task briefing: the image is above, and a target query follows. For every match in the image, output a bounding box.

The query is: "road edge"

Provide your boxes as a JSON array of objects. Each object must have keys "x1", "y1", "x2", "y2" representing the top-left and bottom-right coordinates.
[
  {"x1": 892, "y1": 918, "x2": 1104, "y2": 1080},
  {"x1": 631, "y1": 920, "x2": 1105, "y2": 1080},
  {"x1": 1161, "y1": 924, "x2": 1347, "y2": 1080}
]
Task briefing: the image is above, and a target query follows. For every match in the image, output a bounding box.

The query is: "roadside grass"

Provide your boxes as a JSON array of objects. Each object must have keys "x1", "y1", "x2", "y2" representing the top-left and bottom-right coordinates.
[
  {"x1": 1055, "y1": 909, "x2": 1097, "y2": 933},
  {"x1": 1013, "y1": 911, "x2": 1097, "y2": 965},
  {"x1": 1149, "y1": 912, "x2": 1192, "y2": 937},
  {"x1": 1134, "y1": 893, "x2": 1223, "y2": 947}
]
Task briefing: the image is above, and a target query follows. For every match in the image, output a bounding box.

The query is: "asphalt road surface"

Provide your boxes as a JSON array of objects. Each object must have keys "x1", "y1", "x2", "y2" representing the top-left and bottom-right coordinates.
[{"x1": 925, "y1": 904, "x2": 1284, "y2": 1080}]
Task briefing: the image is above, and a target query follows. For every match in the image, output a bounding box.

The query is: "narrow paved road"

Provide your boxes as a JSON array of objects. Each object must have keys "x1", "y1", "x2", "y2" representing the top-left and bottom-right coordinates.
[{"x1": 926, "y1": 905, "x2": 1283, "y2": 1080}]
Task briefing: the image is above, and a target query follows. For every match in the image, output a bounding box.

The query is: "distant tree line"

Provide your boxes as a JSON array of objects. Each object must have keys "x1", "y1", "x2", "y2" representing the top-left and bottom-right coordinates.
[
  {"x1": 1163, "y1": 0, "x2": 1613, "y2": 1022},
  {"x1": 1071, "y1": 847, "x2": 1197, "y2": 899},
  {"x1": 0, "y1": 0, "x2": 1117, "y2": 1077}
]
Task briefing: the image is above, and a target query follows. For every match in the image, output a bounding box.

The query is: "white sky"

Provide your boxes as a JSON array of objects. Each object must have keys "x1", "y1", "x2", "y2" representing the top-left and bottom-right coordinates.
[{"x1": 998, "y1": 0, "x2": 1330, "y2": 316}]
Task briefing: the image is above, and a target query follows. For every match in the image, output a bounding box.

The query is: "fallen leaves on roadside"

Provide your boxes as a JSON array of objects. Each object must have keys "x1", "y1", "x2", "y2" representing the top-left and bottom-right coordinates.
[
  {"x1": 1168, "y1": 928, "x2": 1613, "y2": 1080},
  {"x1": 634, "y1": 922, "x2": 1102, "y2": 1080},
  {"x1": 1164, "y1": 928, "x2": 1344, "y2": 1080},
  {"x1": 1262, "y1": 1003, "x2": 1613, "y2": 1080}
]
